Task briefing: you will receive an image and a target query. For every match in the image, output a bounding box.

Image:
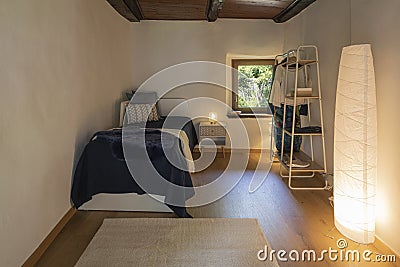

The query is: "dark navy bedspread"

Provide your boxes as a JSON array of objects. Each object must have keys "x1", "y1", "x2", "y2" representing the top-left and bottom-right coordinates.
[{"x1": 71, "y1": 116, "x2": 198, "y2": 218}]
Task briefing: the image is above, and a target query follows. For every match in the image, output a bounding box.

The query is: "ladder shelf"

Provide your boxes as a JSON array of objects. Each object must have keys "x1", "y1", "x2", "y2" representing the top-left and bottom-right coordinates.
[{"x1": 276, "y1": 45, "x2": 328, "y2": 190}]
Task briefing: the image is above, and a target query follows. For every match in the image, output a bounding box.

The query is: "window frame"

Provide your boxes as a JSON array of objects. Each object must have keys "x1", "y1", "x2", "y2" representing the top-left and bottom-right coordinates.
[{"x1": 231, "y1": 58, "x2": 275, "y2": 114}]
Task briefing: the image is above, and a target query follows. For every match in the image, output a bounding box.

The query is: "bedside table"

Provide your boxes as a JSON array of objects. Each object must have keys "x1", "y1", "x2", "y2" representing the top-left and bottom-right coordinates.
[{"x1": 198, "y1": 121, "x2": 227, "y2": 157}]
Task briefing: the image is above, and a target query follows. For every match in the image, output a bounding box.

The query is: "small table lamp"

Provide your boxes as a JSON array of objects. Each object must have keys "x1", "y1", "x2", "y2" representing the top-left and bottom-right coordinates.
[{"x1": 209, "y1": 112, "x2": 217, "y2": 124}]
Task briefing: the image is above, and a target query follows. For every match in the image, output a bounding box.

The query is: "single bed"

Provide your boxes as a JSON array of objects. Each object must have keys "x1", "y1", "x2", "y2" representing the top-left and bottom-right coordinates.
[{"x1": 71, "y1": 98, "x2": 198, "y2": 217}]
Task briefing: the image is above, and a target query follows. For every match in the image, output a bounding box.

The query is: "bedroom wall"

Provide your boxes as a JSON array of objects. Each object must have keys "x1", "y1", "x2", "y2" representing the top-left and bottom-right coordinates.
[
  {"x1": 284, "y1": 0, "x2": 400, "y2": 255},
  {"x1": 0, "y1": 1, "x2": 133, "y2": 265},
  {"x1": 130, "y1": 20, "x2": 285, "y2": 149},
  {"x1": 350, "y1": 0, "x2": 400, "y2": 255},
  {"x1": 283, "y1": 0, "x2": 351, "y2": 175}
]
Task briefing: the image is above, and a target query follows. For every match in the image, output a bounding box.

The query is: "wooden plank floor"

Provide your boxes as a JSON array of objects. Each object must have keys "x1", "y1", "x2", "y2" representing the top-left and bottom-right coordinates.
[{"x1": 36, "y1": 153, "x2": 399, "y2": 267}]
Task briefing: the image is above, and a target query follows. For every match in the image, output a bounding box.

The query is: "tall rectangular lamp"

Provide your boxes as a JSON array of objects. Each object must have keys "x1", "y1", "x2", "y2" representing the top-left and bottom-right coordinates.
[{"x1": 334, "y1": 44, "x2": 377, "y2": 244}]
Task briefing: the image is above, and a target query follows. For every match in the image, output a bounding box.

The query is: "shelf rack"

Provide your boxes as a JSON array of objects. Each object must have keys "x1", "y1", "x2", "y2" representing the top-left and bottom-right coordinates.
[{"x1": 277, "y1": 45, "x2": 328, "y2": 190}]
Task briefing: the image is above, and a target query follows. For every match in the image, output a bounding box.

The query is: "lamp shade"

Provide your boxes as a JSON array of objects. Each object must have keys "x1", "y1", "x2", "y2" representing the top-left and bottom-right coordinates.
[
  {"x1": 209, "y1": 112, "x2": 217, "y2": 123},
  {"x1": 334, "y1": 44, "x2": 377, "y2": 244}
]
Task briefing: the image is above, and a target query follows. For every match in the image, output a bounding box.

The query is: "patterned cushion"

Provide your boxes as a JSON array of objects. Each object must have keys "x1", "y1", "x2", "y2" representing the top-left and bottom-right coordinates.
[
  {"x1": 149, "y1": 105, "x2": 161, "y2": 121},
  {"x1": 126, "y1": 104, "x2": 160, "y2": 124}
]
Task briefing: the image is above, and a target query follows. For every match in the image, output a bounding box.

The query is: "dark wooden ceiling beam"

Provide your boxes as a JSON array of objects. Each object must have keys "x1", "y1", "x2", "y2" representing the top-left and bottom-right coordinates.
[
  {"x1": 139, "y1": 0, "x2": 207, "y2": 21},
  {"x1": 273, "y1": 0, "x2": 316, "y2": 23},
  {"x1": 206, "y1": 0, "x2": 224, "y2": 22},
  {"x1": 106, "y1": 0, "x2": 143, "y2": 22}
]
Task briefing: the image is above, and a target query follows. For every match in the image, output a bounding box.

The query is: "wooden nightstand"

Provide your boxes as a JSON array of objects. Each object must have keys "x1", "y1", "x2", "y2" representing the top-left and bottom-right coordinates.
[{"x1": 198, "y1": 121, "x2": 227, "y2": 157}]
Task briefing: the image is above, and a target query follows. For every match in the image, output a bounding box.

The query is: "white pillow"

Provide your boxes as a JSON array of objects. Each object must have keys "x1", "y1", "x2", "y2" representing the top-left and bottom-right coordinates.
[{"x1": 126, "y1": 104, "x2": 160, "y2": 124}]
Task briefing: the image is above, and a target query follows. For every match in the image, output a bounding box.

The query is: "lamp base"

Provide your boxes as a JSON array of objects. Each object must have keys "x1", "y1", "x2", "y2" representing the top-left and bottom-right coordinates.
[{"x1": 335, "y1": 219, "x2": 375, "y2": 245}]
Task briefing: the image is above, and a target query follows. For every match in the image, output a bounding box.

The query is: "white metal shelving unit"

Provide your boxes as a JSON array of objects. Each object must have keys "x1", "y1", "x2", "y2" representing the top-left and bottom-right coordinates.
[{"x1": 276, "y1": 45, "x2": 328, "y2": 190}]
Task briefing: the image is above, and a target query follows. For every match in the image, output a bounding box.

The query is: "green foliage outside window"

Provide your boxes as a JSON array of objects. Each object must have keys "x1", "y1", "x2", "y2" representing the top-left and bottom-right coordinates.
[{"x1": 237, "y1": 65, "x2": 273, "y2": 108}]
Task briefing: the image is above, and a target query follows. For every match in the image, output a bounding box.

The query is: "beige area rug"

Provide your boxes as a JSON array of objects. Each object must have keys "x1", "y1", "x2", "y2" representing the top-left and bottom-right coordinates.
[{"x1": 75, "y1": 218, "x2": 279, "y2": 267}]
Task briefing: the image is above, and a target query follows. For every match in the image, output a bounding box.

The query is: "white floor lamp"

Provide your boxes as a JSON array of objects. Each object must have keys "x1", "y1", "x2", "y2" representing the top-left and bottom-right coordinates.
[{"x1": 334, "y1": 44, "x2": 377, "y2": 244}]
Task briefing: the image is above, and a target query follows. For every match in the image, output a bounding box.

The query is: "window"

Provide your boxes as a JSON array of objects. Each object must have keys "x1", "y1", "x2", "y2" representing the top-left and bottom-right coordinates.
[{"x1": 232, "y1": 59, "x2": 274, "y2": 114}]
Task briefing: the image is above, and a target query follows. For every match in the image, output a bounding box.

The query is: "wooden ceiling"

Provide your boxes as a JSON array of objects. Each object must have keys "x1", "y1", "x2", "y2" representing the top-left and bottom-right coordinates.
[
  {"x1": 219, "y1": 0, "x2": 295, "y2": 19},
  {"x1": 139, "y1": 0, "x2": 208, "y2": 20},
  {"x1": 106, "y1": 0, "x2": 316, "y2": 23}
]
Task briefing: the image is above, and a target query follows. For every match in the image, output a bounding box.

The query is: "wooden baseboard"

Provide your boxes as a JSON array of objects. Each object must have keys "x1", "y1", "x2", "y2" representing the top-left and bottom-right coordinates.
[
  {"x1": 22, "y1": 207, "x2": 76, "y2": 267},
  {"x1": 375, "y1": 234, "x2": 400, "y2": 258},
  {"x1": 193, "y1": 147, "x2": 269, "y2": 154},
  {"x1": 225, "y1": 148, "x2": 269, "y2": 153}
]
